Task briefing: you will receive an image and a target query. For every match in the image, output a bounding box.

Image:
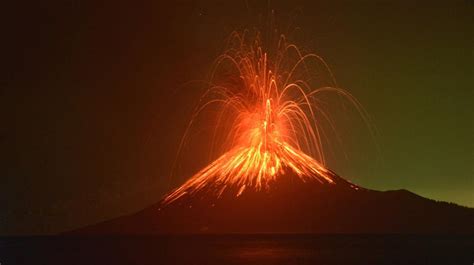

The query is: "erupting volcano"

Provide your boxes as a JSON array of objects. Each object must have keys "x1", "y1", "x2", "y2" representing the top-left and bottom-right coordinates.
[
  {"x1": 69, "y1": 30, "x2": 473, "y2": 235},
  {"x1": 164, "y1": 98, "x2": 339, "y2": 204},
  {"x1": 164, "y1": 31, "x2": 366, "y2": 204}
]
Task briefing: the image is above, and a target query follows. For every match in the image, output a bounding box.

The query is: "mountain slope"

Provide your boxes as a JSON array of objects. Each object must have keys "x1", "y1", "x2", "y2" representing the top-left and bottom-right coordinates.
[{"x1": 68, "y1": 171, "x2": 473, "y2": 234}]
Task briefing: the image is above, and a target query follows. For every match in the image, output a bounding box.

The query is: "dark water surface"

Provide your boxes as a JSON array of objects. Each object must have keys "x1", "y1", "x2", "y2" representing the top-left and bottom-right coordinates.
[{"x1": 1, "y1": 235, "x2": 472, "y2": 265}]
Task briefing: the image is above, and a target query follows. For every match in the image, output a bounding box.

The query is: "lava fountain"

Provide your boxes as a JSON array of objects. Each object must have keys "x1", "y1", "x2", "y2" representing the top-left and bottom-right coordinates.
[{"x1": 164, "y1": 30, "x2": 370, "y2": 204}]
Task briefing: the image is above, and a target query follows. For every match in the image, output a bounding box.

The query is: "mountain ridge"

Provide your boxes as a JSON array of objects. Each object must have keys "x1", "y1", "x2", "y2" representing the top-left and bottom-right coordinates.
[{"x1": 66, "y1": 171, "x2": 474, "y2": 235}]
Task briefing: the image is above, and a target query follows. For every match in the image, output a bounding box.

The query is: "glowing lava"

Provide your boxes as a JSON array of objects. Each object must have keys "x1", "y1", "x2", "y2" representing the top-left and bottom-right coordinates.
[{"x1": 164, "y1": 31, "x2": 367, "y2": 204}]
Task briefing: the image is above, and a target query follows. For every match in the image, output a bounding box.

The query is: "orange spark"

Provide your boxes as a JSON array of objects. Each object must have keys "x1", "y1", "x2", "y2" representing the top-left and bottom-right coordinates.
[{"x1": 163, "y1": 30, "x2": 369, "y2": 204}]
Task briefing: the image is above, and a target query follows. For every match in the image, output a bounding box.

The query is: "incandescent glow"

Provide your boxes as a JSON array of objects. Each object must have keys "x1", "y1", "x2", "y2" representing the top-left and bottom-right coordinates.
[{"x1": 164, "y1": 30, "x2": 369, "y2": 204}]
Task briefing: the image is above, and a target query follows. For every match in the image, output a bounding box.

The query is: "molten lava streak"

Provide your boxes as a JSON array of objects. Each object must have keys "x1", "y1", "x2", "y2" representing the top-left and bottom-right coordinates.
[{"x1": 163, "y1": 31, "x2": 368, "y2": 204}]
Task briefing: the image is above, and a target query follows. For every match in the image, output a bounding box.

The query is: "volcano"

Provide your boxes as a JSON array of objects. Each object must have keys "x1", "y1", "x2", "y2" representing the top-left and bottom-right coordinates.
[
  {"x1": 68, "y1": 31, "x2": 473, "y2": 235},
  {"x1": 68, "y1": 170, "x2": 473, "y2": 235}
]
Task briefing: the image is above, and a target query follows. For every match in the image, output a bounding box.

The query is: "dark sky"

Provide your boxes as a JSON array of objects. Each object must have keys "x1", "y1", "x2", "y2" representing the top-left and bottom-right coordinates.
[{"x1": 1, "y1": 0, "x2": 472, "y2": 235}]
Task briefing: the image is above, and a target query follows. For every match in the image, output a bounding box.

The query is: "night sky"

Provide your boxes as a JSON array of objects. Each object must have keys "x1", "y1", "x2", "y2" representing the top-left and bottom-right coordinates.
[{"x1": 1, "y1": 1, "x2": 472, "y2": 235}]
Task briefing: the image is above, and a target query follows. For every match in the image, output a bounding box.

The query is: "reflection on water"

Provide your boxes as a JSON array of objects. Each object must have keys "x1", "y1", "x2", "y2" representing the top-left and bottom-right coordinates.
[
  {"x1": 1, "y1": 235, "x2": 472, "y2": 265},
  {"x1": 231, "y1": 240, "x2": 311, "y2": 263},
  {"x1": 236, "y1": 245, "x2": 307, "y2": 259}
]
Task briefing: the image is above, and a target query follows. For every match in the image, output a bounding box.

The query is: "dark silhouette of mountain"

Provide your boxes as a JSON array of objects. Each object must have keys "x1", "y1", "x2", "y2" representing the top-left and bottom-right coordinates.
[{"x1": 67, "y1": 170, "x2": 473, "y2": 234}]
